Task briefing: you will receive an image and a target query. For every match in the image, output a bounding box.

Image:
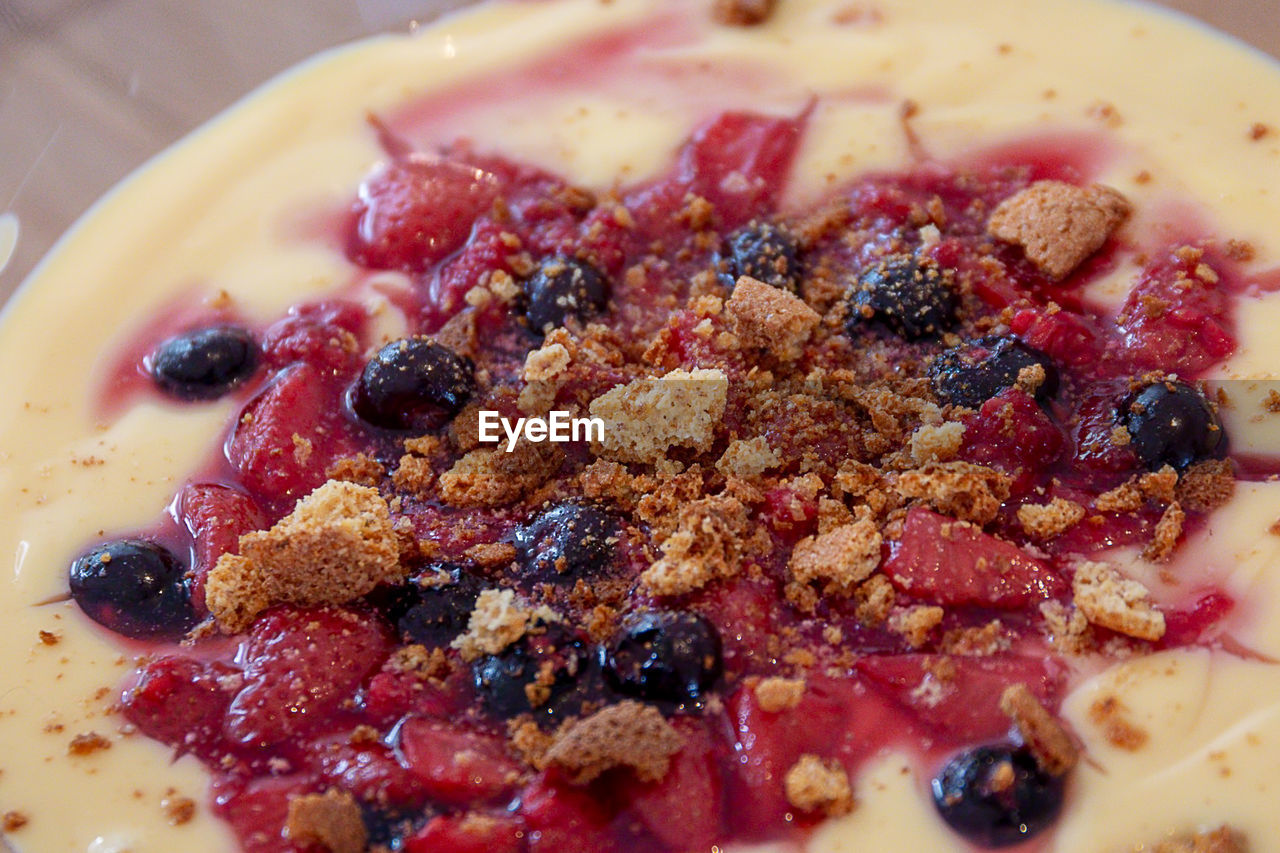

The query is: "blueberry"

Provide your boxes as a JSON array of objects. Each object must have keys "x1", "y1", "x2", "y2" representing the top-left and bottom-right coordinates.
[
  {"x1": 931, "y1": 744, "x2": 1065, "y2": 847},
  {"x1": 931, "y1": 336, "x2": 1060, "y2": 409},
  {"x1": 352, "y1": 337, "x2": 475, "y2": 430},
  {"x1": 1121, "y1": 379, "x2": 1225, "y2": 471},
  {"x1": 473, "y1": 625, "x2": 589, "y2": 720},
  {"x1": 515, "y1": 501, "x2": 621, "y2": 581},
  {"x1": 846, "y1": 254, "x2": 956, "y2": 339},
  {"x1": 149, "y1": 326, "x2": 258, "y2": 400},
  {"x1": 602, "y1": 610, "x2": 722, "y2": 708},
  {"x1": 721, "y1": 220, "x2": 802, "y2": 292},
  {"x1": 523, "y1": 257, "x2": 609, "y2": 333},
  {"x1": 69, "y1": 539, "x2": 196, "y2": 639},
  {"x1": 372, "y1": 564, "x2": 483, "y2": 648}
]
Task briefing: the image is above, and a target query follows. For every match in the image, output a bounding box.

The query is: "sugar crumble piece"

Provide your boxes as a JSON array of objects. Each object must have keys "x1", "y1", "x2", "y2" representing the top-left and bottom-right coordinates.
[
  {"x1": 716, "y1": 436, "x2": 781, "y2": 480},
  {"x1": 588, "y1": 368, "x2": 728, "y2": 464},
  {"x1": 1139, "y1": 465, "x2": 1179, "y2": 503},
  {"x1": 161, "y1": 795, "x2": 196, "y2": 826},
  {"x1": 465, "y1": 542, "x2": 518, "y2": 568},
  {"x1": 543, "y1": 701, "x2": 683, "y2": 784},
  {"x1": 452, "y1": 589, "x2": 535, "y2": 662},
  {"x1": 285, "y1": 790, "x2": 367, "y2": 853},
  {"x1": 887, "y1": 604, "x2": 945, "y2": 648},
  {"x1": 1039, "y1": 600, "x2": 1092, "y2": 655},
  {"x1": 205, "y1": 481, "x2": 403, "y2": 633},
  {"x1": 1141, "y1": 501, "x2": 1184, "y2": 563},
  {"x1": 641, "y1": 494, "x2": 758, "y2": 596},
  {"x1": 1175, "y1": 458, "x2": 1235, "y2": 512},
  {"x1": 1015, "y1": 362, "x2": 1047, "y2": 396},
  {"x1": 326, "y1": 453, "x2": 386, "y2": 487},
  {"x1": 987, "y1": 180, "x2": 1131, "y2": 279},
  {"x1": 391, "y1": 453, "x2": 435, "y2": 494},
  {"x1": 1072, "y1": 560, "x2": 1165, "y2": 641},
  {"x1": 724, "y1": 276, "x2": 821, "y2": 362},
  {"x1": 788, "y1": 519, "x2": 882, "y2": 597},
  {"x1": 999, "y1": 683, "x2": 1078, "y2": 775},
  {"x1": 1017, "y1": 497, "x2": 1086, "y2": 540},
  {"x1": 68, "y1": 731, "x2": 111, "y2": 756},
  {"x1": 909, "y1": 421, "x2": 965, "y2": 465},
  {"x1": 783, "y1": 755, "x2": 854, "y2": 817},
  {"x1": 2, "y1": 811, "x2": 28, "y2": 832},
  {"x1": 519, "y1": 340, "x2": 573, "y2": 415},
  {"x1": 1096, "y1": 479, "x2": 1143, "y2": 514},
  {"x1": 854, "y1": 574, "x2": 897, "y2": 627},
  {"x1": 940, "y1": 620, "x2": 1009, "y2": 656},
  {"x1": 754, "y1": 676, "x2": 806, "y2": 712},
  {"x1": 896, "y1": 461, "x2": 1011, "y2": 524},
  {"x1": 438, "y1": 439, "x2": 563, "y2": 508},
  {"x1": 1088, "y1": 694, "x2": 1149, "y2": 751},
  {"x1": 37, "y1": 629, "x2": 60, "y2": 646},
  {"x1": 713, "y1": 0, "x2": 777, "y2": 26},
  {"x1": 1152, "y1": 826, "x2": 1247, "y2": 853}
]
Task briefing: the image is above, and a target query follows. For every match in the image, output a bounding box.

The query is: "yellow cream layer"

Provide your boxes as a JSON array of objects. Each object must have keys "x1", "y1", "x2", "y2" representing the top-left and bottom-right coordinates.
[{"x1": 2, "y1": 0, "x2": 1279, "y2": 851}]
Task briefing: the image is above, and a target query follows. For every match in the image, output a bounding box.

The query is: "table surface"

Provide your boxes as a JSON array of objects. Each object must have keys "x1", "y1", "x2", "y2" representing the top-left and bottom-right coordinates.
[{"x1": 1, "y1": 0, "x2": 1277, "y2": 303}]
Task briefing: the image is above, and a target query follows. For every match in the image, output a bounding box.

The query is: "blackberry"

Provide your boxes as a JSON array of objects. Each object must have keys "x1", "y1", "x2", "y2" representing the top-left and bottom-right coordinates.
[
  {"x1": 602, "y1": 610, "x2": 722, "y2": 709},
  {"x1": 523, "y1": 257, "x2": 609, "y2": 333},
  {"x1": 931, "y1": 336, "x2": 1059, "y2": 408},
  {"x1": 721, "y1": 220, "x2": 802, "y2": 292},
  {"x1": 931, "y1": 744, "x2": 1065, "y2": 847},
  {"x1": 514, "y1": 501, "x2": 621, "y2": 581},
  {"x1": 1121, "y1": 379, "x2": 1225, "y2": 471},
  {"x1": 69, "y1": 539, "x2": 196, "y2": 639},
  {"x1": 472, "y1": 624, "x2": 591, "y2": 721}
]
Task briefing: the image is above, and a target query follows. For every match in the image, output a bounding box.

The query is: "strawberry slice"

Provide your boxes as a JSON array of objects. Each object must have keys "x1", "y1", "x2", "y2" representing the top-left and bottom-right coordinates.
[
  {"x1": 625, "y1": 716, "x2": 724, "y2": 850},
  {"x1": 348, "y1": 156, "x2": 501, "y2": 272},
  {"x1": 960, "y1": 388, "x2": 1064, "y2": 493},
  {"x1": 308, "y1": 734, "x2": 428, "y2": 809},
  {"x1": 519, "y1": 773, "x2": 620, "y2": 853},
  {"x1": 261, "y1": 299, "x2": 367, "y2": 377},
  {"x1": 404, "y1": 813, "x2": 526, "y2": 853},
  {"x1": 394, "y1": 716, "x2": 522, "y2": 805},
  {"x1": 884, "y1": 507, "x2": 1066, "y2": 608},
  {"x1": 119, "y1": 655, "x2": 237, "y2": 758},
  {"x1": 177, "y1": 482, "x2": 266, "y2": 614},
  {"x1": 857, "y1": 653, "x2": 1063, "y2": 744},
  {"x1": 214, "y1": 774, "x2": 312, "y2": 853},
  {"x1": 225, "y1": 607, "x2": 390, "y2": 747},
  {"x1": 227, "y1": 364, "x2": 352, "y2": 507}
]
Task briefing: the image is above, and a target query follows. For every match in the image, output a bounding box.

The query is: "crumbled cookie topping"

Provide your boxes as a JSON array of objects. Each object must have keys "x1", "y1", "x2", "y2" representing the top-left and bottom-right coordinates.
[
  {"x1": 206, "y1": 481, "x2": 403, "y2": 632},
  {"x1": 1017, "y1": 497, "x2": 1085, "y2": 540},
  {"x1": 67, "y1": 732, "x2": 111, "y2": 756},
  {"x1": 987, "y1": 180, "x2": 1131, "y2": 278},
  {"x1": 753, "y1": 676, "x2": 806, "y2": 712},
  {"x1": 783, "y1": 754, "x2": 854, "y2": 817},
  {"x1": 589, "y1": 369, "x2": 728, "y2": 464},
  {"x1": 439, "y1": 439, "x2": 563, "y2": 507},
  {"x1": 2, "y1": 811, "x2": 29, "y2": 832},
  {"x1": 452, "y1": 589, "x2": 537, "y2": 662},
  {"x1": 1088, "y1": 694, "x2": 1148, "y2": 751},
  {"x1": 712, "y1": 0, "x2": 778, "y2": 26},
  {"x1": 1072, "y1": 560, "x2": 1165, "y2": 641},
  {"x1": 896, "y1": 461, "x2": 1011, "y2": 524},
  {"x1": 543, "y1": 701, "x2": 683, "y2": 784},
  {"x1": 725, "y1": 276, "x2": 821, "y2": 361},
  {"x1": 1152, "y1": 826, "x2": 1247, "y2": 853},
  {"x1": 788, "y1": 519, "x2": 882, "y2": 597},
  {"x1": 285, "y1": 790, "x2": 367, "y2": 853},
  {"x1": 999, "y1": 683, "x2": 1077, "y2": 775}
]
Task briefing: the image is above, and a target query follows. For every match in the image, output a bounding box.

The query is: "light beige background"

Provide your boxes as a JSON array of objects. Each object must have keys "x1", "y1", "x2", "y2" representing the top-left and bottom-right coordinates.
[{"x1": 0, "y1": 0, "x2": 1276, "y2": 303}]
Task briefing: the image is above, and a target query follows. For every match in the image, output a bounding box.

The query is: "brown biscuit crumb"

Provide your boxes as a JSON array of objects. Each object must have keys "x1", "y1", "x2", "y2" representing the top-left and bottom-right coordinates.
[
  {"x1": 788, "y1": 519, "x2": 882, "y2": 596},
  {"x1": 1096, "y1": 479, "x2": 1143, "y2": 514},
  {"x1": 465, "y1": 542, "x2": 518, "y2": 568},
  {"x1": 724, "y1": 276, "x2": 821, "y2": 361},
  {"x1": 1088, "y1": 694, "x2": 1149, "y2": 751},
  {"x1": 589, "y1": 369, "x2": 728, "y2": 464},
  {"x1": 1039, "y1": 600, "x2": 1093, "y2": 655},
  {"x1": 1153, "y1": 826, "x2": 1247, "y2": 853},
  {"x1": 543, "y1": 701, "x2": 683, "y2": 784},
  {"x1": 326, "y1": 453, "x2": 386, "y2": 487},
  {"x1": 1139, "y1": 465, "x2": 1179, "y2": 503},
  {"x1": 438, "y1": 439, "x2": 563, "y2": 508},
  {"x1": 999, "y1": 684, "x2": 1078, "y2": 775},
  {"x1": 391, "y1": 454, "x2": 435, "y2": 494},
  {"x1": 988, "y1": 180, "x2": 1130, "y2": 278},
  {"x1": 1072, "y1": 560, "x2": 1165, "y2": 641},
  {"x1": 713, "y1": 0, "x2": 777, "y2": 25},
  {"x1": 941, "y1": 620, "x2": 1009, "y2": 656},
  {"x1": 854, "y1": 574, "x2": 897, "y2": 627},
  {"x1": 1176, "y1": 459, "x2": 1235, "y2": 513},
  {"x1": 1017, "y1": 497, "x2": 1086, "y2": 540},
  {"x1": 896, "y1": 461, "x2": 1011, "y2": 524},
  {"x1": 68, "y1": 732, "x2": 111, "y2": 756},
  {"x1": 452, "y1": 589, "x2": 536, "y2": 662},
  {"x1": 754, "y1": 676, "x2": 806, "y2": 712},
  {"x1": 887, "y1": 604, "x2": 945, "y2": 648},
  {"x1": 3, "y1": 811, "x2": 29, "y2": 832},
  {"x1": 386, "y1": 644, "x2": 448, "y2": 680},
  {"x1": 285, "y1": 790, "x2": 367, "y2": 853},
  {"x1": 206, "y1": 481, "x2": 403, "y2": 633},
  {"x1": 1141, "y1": 501, "x2": 1184, "y2": 562},
  {"x1": 37, "y1": 630, "x2": 60, "y2": 646},
  {"x1": 909, "y1": 421, "x2": 965, "y2": 464},
  {"x1": 641, "y1": 494, "x2": 760, "y2": 596},
  {"x1": 508, "y1": 718, "x2": 557, "y2": 768},
  {"x1": 162, "y1": 795, "x2": 196, "y2": 826},
  {"x1": 716, "y1": 436, "x2": 781, "y2": 480},
  {"x1": 783, "y1": 754, "x2": 854, "y2": 817}
]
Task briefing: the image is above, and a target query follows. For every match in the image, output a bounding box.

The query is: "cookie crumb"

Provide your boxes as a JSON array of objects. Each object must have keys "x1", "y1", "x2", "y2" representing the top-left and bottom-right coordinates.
[
  {"x1": 788, "y1": 519, "x2": 882, "y2": 596},
  {"x1": 784, "y1": 754, "x2": 854, "y2": 817},
  {"x1": 987, "y1": 181, "x2": 1131, "y2": 278},
  {"x1": 2, "y1": 811, "x2": 28, "y2": 832},
  {"x1": 1088, "y1": 694, "x2": 1148, "y2": 751},
  {"x1": 909, "y1": 421, "x2": 965, "y2": 464},
  {"x1": 589, "y1": 369, "x2": 728, "y2": 464},
  {"x1": 887, "y1": 604, "x2": 945, "y2": 648},
  {"x1": 716, "y1": 436, "x2": 781, "y2": 480},
  {"x1": 1017, "y1": 497, "x2": 1085, "y2": 540},
  {"x1": 1152, "y1": 826, "x2": 1247, "y2": 853},
  {"x1": 896, "y1": 461, "x2": 1011, "y2": 524},
  {"x1": 1175, "y1": 459, "x2": 1235, "y2": 513},
  {"x1": 206, "y1": 481, "x2": 403, "y2": 632},
  {"x1": 452, "y1": 589, "x2": 535, "y2": 662},
  {"x1": 37, "y1": 630, "x2": 60, "y2": 646},
  {"x1": 999, "y1": 683, "x2": 1077, "y2": 775},
  {"x1": 754, "y1": 676, "x2": 806, "y2": 712},
  {"x1": 543, "y1": 701, "x2": 683, "y2": 784},
  {"x1": 285, "y1": 790, "x2": 367, "y2": 853},
  {"x1": 724, "y1": 276, "x2": 821, "y2": 362},
  {"x1": 713, "y1": 0, "x2": 777, "y2": 26},
  {"x1": 1141, "y1": 501, "x2": 1184, "y2": 562},
  {"x1": 162, "y1": 795, "x2": 196, "y2": 826},
  {"x1": 1072, "y1": 560, "x2": 1165, "y2": 641},
  {"x1": 439, "y1": 439, "x2": 564, "y2": 507}
]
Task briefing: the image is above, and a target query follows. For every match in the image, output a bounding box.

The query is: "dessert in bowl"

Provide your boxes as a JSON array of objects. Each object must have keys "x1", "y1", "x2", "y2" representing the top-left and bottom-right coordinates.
[{"x1": 2, "y1": 1, "x2": 1280, "y2": 851}]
